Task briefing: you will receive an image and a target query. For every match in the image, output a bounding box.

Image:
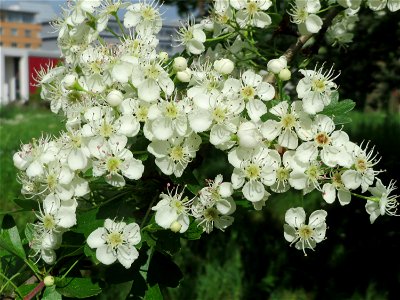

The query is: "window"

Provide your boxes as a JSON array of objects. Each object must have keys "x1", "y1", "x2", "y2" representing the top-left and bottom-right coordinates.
[
  {"x1": 11, "y1": 42, "x2": 18, "y2": 48},
  {"x1": 25, "y1": 43, "x2": 31, "y2": 48},
  {"x1": 25, "y1": 30, "x2": 31, "y2": 37},
  {"x1": 11, "y1": 28, "x2": 18, "y2": 36}
]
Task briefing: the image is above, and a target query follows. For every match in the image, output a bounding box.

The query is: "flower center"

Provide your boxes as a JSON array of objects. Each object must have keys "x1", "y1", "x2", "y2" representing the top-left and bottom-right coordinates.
[
  {"x1": 107, "y1": 231, "x2": 123, "y2": 248},
  {"x1": 43, "y1": 214, "x2": 56, "y2": 231},
  {"x1": 298, "y1": 224, "x2": 314, "y2": 239},
  {"x1": 312, "y1": 79, "x2": 326, "y2": 92},
  {"x1": 355, "y1": 157, "x2": 368, "y2": 173},
  {"x1": 170, "y1": 145, "x2": 185, "y2": 162},
  {"x1": 165, "y1": 103, "x2": 178, "y2": 119},
  {"x1": 144, "y1": 64, "x2": 160, "y2": 80},
  {"x1": 141, "y1": 6, "x2": 156, "y2": 21},
  {"x1": 314, "y1": 132, "x2": 330, "y2": 146},
  {"x1": 99, "y1": 121, "x2": 114, "y2": 138},
  {"x1": 47, "y1": 174, "x2": 58, "y2": 191},
  {"x1": 306, "y1": 165, "x2": 320, "y2": 181},
  {"x1": 107, "y1": 157, "x2": 121, "y2": 173},
  {"x1": 171, "y1": 197, "x2": 188, "y2": 214},
  {"x1": 247, "y1": 2, "x2": 258, "y2": 15},
  {"x1": 204, "y1": 207, "x2": 219, "y2": 221},
  {"x1": 136, "y1": 106, "x2": 148, "y2": 122},
  {"x1": 281, "y1": 113, "x2": 296, "y2": 129},
  {"x1": 332, "y1": 171, "x2": 343, "y2": 188},
  {"x1": 276, "y1": 167, "x2": 289, "y2": 181},
  {"x1": 245, "y1": 163, "x2": 261, "y2": 180},
  {"x1": 241, "y1": 86, "x2": 255, "y2": 99},
  {"x1": 212, "y1": 106, "x2": 227, "y2": 123}
]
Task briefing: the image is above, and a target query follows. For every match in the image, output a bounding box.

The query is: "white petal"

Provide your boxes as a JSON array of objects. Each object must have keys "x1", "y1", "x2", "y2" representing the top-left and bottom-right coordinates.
[
  {"x1": 261, "y1": 120, "x2": 281, "y2": 141},
  {"x1": 338, "y1": 189, "x2": 351, "y2": 206},
  {"x1": 96, "y1": 245, "x2": 117, "y2": 265},
  {"x1": 242, "y1": 180, "x2": 265, "y2": 202},
  {"x1": 26, "y1": 161, "x2": 44, "y2": 178},
  {"x1": 278, "y1": 129, "x2": 298, "y2": 149},
  {"x1": 68, "y1": 149, "x2": 88, "y2": 171},
  {"x1": 138, "y1": 79, "x2": 160, "y2": 102},
  {"x1": 342, "y1": 170, "x2": 362, "y2": 190},
  {"x1": 283, "y1": 224, "x2": 297, "y2": 243},
  {"x1": 246, "y1": 99, "x2": 267, "y2": 122},
  {"x1": 309, "y1": 210, "x2": 327, "y2": 228},
  {"x1": 152, "y1": 117, "x2": 174, "y2": 140},
  {"x1": 155, "y1": 206, "x2": 177, "y2": 229},
  {"x1": 322, "y1": 183, "x2": 336, "y2": 204},
  {"x1": 305, "y1": 15, "x2": 323, "y2": 33},
  {"x1": 122, "y1": 158, "x2": 144, "y2": 180},
  {"x1": 123, "y1": 223, "x2": 141, "y2": 245},
  {"x1": 285, "y1": 207, "x2": 306, "y2": 228},
  {"x1": 117, "y1": 245, "x2": 139, "y2": 268}
]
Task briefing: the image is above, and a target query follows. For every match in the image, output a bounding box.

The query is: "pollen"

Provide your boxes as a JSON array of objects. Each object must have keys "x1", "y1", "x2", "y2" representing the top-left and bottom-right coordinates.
[
  {"x1": 312, "y1": 79, "x2": 326, "y2": 92},
  {"x1": 314, "y1": 132, "x2": 330, "y2": 146},
  {"x1": 298, "y1": 224, "x2": 314, "y2": 239},
  {"x1": 107, "y1": 231, "x2": 124, "y2": 248},
  {"x1": 170, "y1": 145, "x2": 185, "y2": 162},
  {"x1": 165, "y1": 103, "x2": 178, "y2": 119},
  {"x1": 241, "y1": 86, "x2": 256, "y2": 99},
  {"x1": 281, "y1": 113, "x2": 296, "y2": 129},
  {"x1": 43, "y1": 214, "x2": 56, "y2": 231},
  {"x1": 107, "y1": 157, "x2": 122, "y2": 173},
  {"x1": 245, "y1": 164, "x2": 261, "y2": 180},
  {"x1": 212, "y1": 106, "x2": 227, "y2": 123}
]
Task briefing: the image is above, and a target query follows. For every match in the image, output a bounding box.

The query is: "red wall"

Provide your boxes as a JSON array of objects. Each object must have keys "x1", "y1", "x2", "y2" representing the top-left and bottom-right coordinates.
[{"x1": 28, "y1": 56, "x2": 61, "y2": 94}]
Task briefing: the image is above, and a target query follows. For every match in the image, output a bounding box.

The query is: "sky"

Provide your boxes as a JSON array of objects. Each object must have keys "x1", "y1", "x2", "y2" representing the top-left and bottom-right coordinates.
[{"x1": 1, "y1": 0, "x2": 181, "y2": 23}]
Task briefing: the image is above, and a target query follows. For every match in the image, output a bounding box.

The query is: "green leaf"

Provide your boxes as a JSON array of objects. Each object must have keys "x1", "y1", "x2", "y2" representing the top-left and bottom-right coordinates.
[
  {"x1": 147, "y1": 252, "x2": 183, "y2": 288},
  {"x1": 144, "y1": 284, "x2": 163, "y2": 300},
  {"x1": 72, "y1": 209, "x2": 103, "y2": 237},
  {"x1": 13, "y1": 198, "x2": 39, "y2": 211},
  {"x1": 16, "y1": 284, "x2": 36, "y2": 299},
  {"x1": 56, "y1": 277, "x2": 102, "y2": 298},
  {"x1": 24, "y1": 223, "x2": 35, "y2": 243},
  {"x1": 42, "y1": 286, "x2": 62, "y2": 300},
  {"x1": 182, "y1": 219, "x2": 203, "y2": 241},
  {"x1": 186, "y1": 184, "x2": 202, "y2": 196},
  {"x1": 0, "y1": 215, "x2": 26, "y2": 259},
  {"x1": 321, "y1": 99, "x2": 356, "y2": 125}
]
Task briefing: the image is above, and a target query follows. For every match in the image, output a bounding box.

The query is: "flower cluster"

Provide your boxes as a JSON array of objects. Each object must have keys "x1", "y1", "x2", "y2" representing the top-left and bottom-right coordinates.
[{"x1": 12, "y1": 0, "x2": 399, "y2": 269}]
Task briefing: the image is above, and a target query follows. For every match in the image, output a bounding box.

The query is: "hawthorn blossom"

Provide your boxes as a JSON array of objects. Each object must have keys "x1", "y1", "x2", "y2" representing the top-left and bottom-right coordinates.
[
  {"x1": 284, "y1": 207, "x2": 327, "y2": 255},
  {"x1": 87, "y1": 219, "x2": 141, "y2": 268},
  {"x1": 322, "y1": 171, "x2": 351, "y2": 205},
  {"x1": 230, "y1": 0, "x2": 272, "y2": 28},
  {"x1": 367, "y1": 0, "x2": 400, "y2": 12},
  {"x1": 365, "y1": 179, "x2": 399, "y2": 224},
  {"x1": 147, "y1": 133, "x2": 202, "y2": 177},
  {"x1": 176, "y1": 18, "x2": 206, "y2": 55},
  {"x1": 222, "y1": 70, "x2": 275, "y2": 122},
  {"x1": 288, "y1": 0, "x2": 323, "y2": 35},
  {"x1": 124, "y1": 1, "x2": 162, "y2": 36},
  {"x1": 297, "y1": 64, "x2": 339, "y2": 115},
  {"x1": 191, "y1": 175, "x2": 236, "y2": 233},
  {"x1": 152, "y1": 185, "x2": 192, "y2": 233}
]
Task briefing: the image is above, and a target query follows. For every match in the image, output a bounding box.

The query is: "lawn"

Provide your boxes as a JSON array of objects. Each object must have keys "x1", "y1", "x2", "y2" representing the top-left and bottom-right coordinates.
[{"x1": 0, "y1": 104, "x2": 64, "y2": 224}]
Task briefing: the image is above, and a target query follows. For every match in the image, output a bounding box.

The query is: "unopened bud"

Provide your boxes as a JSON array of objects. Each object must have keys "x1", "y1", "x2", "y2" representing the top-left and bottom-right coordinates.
[
  {"x1": 62, "y1": 73, "x2": 78, "y2": 89},
  {"x1": 278, "y1": 68, "x2": 291, "y2": 81},
  {"x1": 214, "y1": 58, "x2": 234, "y2": 75},
  {"x1": 158, "y1": 51, "x2": 169, "y2": 62},
  {"x1": 177, "y1": 68, "x2": 192, "y2": 82},
  {"x1": 170, "y1": 221, "x2": 182, "y2": 233},
  {"x1": 267, "y1": 56, "x2": 287, "y2": 74},
  {"x1": 106, "y1": 90, "x2": 124, "y2": 107},
  {"x1": 173, "y1": 57, "x2": 187, "y2": 71},
  {"x1": 44, "y1": 276, "x2": 55, "y2": 287}
]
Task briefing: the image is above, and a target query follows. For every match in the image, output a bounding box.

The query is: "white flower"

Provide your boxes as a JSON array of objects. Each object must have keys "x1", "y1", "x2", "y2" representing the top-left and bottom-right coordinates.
[
  {"x1": 91, "y1": 135, "x2": 144, "y2": 187},
  {"x1": 67, "y1": 0, "x2": 101, "y2": 25},
  {"x1": 124, "y1": 1, "x2": 162, "y2": 36},
  {"x1": 87, "y1": 219, "x2": 141, "y2": 269},
  {"x1": 297, "y1": 64, "x2": 339, "y2": 115},
  {"x1": 228, "y1": 146, "x2": 277, "y2": 202},
  {"x1": 284, "y1": 207, "x2": 327, "y2": 255},
  {"x1": 152, "y1": 185, "x2": 192, "y2": 233},
  {"x1": 322, "y1": 171, "x2": 351, "y2": 205},
  {"x1": 270, "y1": 150, "x2": 295, "y2": 193},
  {"x1": 267, "y1": 56, "x2": 287, "y2": 74},
  {"x1": 177, "y1": 18, "x2": 206, "y2": 55},
  {"x1": 147, "y1": 133, "x2": 202, "y2": 177},
  {"x1": 289, "y1": 157, "x2": 324, "y2": 194},
  {"x1": 365, "y1": 179, "x2": 399, "y2": 224},
  {"x1": 261, "y1": 101, "x2": 312, "y2": 150},
  {"x1": 222, "y1": 70, "x2": 275, "y2": 122},
  {"x1": 230, "y1": 0, "x2": 272, "y2": 28},
  {"x1": 58, "y1": 128, "x2": 90, "y2": 171},
  {"x1": 341, "y1": 141, "x2": 380, "y2": 193},
  {"x1": 288, "y1": 0, "x2": 323, "y2": 35},
  {"x1": 191, "y1": 175, "x2": 236, "y2": 233},
  {"x1": 214, "y1": 58, "x2": 235, "y2": 75}
]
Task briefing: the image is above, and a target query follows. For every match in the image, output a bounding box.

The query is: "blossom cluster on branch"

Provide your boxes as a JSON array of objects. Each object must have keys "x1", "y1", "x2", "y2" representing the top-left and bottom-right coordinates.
[{"x1": 11, "y1": 0, "x2": 399, "y2": 275}]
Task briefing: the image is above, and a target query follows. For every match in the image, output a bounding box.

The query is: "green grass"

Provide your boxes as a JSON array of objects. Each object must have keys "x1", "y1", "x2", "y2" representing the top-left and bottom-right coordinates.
[{"x1": 0, "y1": 104, "x2": 64, "y2": 223}]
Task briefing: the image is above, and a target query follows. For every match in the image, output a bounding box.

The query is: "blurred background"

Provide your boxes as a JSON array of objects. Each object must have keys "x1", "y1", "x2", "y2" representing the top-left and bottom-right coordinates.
[{"x1": 0, "y1": 1, "x2": 399, "y2": 299}]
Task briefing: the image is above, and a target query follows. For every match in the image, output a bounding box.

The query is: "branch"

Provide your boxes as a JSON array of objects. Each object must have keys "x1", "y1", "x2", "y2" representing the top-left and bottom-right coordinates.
[{"x1": 264, "y1": 8, "x2": 340, "y2": 83}]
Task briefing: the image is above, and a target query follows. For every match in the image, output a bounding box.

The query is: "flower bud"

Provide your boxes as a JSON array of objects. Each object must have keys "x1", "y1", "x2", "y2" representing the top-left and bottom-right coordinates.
[
  {"x1": 177, "y1": 68, "x2": 192, "y2": 82},
  {"x1": 237, "y1": 121, "x2": 262, "y2": 148},
  {"x1": 278, "y1": 68, "x2": 291, "y2": 81},
  {"x1": 106, "y1": 90, "x2": 124, "y2": 107},
  {"x1": 158, "y1": 51, "x2": 169, "y2": 62},
  {"x1": 173, "y1": 57, "x2": 187, "y2": 71},
  {"x1": 267, "y1": 56, "x2": 287, "y2": 74},
  {"x1": 44, "y1": 276, "x2": 55, "y2": 287},
  {"x1": 62, "y1": 73, "x2": 78, "y2": 89},
  {"x1": 170, "y1": 221, "x2": 182, "y2": 233},
  {"x1": 214, "y1": 58, "x2": 235, "y2": 75},
  {"x1": 201, "y1": 18, "x2": 214, "y2": 31}
]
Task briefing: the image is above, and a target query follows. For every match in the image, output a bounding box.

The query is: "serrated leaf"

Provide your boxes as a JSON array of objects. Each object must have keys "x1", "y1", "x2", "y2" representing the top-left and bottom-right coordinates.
[
  {"x1": 72, "y1": 209, "x2": 104, "y2": 237},
  {"x1": 42, "y1": 286, "x2": 62, "y2": 300},
  {"x1": 182, "y1": 220, "x2": 203, "y2": 240},
  {"x1": 186, "y1": 184, "x2": 201, "y2": 195},
  {"x1": 16, "y1": 284, "x2": 37, "y2": 299},
  {"x1": 0, "y1": 215, "x2": 26, "y2": 259},
  {"x1": 322, "y1": 99, "x2": 356, "y2": 117},
  {"x1": 56, "y1": 277, "x2": 102, "y2": 298}
]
